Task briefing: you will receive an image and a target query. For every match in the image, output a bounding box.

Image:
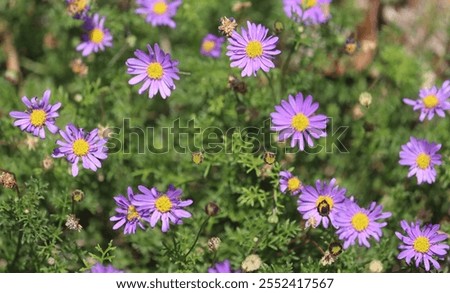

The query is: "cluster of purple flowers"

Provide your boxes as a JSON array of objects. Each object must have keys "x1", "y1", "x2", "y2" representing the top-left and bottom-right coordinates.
[
  {"x1": 110, "y1": 184, "x2": 193, "y2": 234},
  {"x1": 9, "y1": 89, "x2": 109, "y2": 177}
]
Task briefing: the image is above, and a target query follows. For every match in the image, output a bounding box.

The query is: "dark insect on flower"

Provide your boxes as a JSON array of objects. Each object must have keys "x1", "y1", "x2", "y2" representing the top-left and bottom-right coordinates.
[
  {"x1": 192, "y1": 152, "x2": 204, "y2": 165},
  {"x1": 317, "y1": 199, "x2": 331, "y2": 216},
  {"x1": 263, "y1": 151, "x2": 276, "y2": 165},
  {"x1": 344, "y1": 33, "x2": 358, "y2": 55},
  {"x1": 228, "y1": 75, "x2": 247, "y2": 94},
  {"x1": 328, "y1": 242, "x2": 343, "y2": 256}
]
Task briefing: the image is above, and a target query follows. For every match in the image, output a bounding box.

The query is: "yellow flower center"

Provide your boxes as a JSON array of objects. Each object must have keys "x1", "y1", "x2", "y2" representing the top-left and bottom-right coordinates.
[
  {"x1": 287, "y1": 177, "x2": 301, "y2": 192},
  {"x1": 153, "y1": 1, "x2": 168, "y2": 15},
  {"x1": 303, "y1": 0, "x2": 318, "y2": 8},
  {"x1": 155, "y1": 195, "x2": 172, "y2": 213},
  {"x1": 75, "y1": 0, "x2": 88, "y2": 11},
  {"x1": 315, "y1": 195, "x2": 334, "y2": 210},
  {"x1": 72, "y1": 139, "x2": 90, "y2": 156},
  {"x1": 422, "y1": 95, "x2": 438, "y2": 109},
  {"x1": 351, "y1": 212, "x2": 369, "y2": 232},
  {"x1": 29, "y1": 109, "x2": 47, "y2": 127},
  {"x1": 127, "y1": 205, "x2": 139, "y2": 221},
  {"x1": 202, "y1": 40, "x2": 215, "y2": 53},
  {"x1": 146, "y1": 62, "x2": 164, "y2": 79},
  {"x1": 413, "y1": 236, "x2": 430, "y2": 253},
  {"x1": 245, "y1": 41, "x2": 263, "y2": 58},
  {"x1": 416, "y1": 153, "x2": 431, "y2": 169},
  {"x1": 89, "y1": 28, "x2": 104, "y2": 44},
  {"x1": 291, "y1": 113, "x2": 310, "y2": 132}
]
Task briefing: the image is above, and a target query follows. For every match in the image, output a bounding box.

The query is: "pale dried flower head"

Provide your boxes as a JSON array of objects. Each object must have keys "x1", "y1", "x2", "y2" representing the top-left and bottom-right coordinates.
[
  {"x1": 305, "y1": 216, "x2": 318, "y2": 229},
  {"x1": 0, "y1": 172, "x2": 16, "y2": 189},
  {"x1": 352, "y1": 104, "x2": 364, "y2": 120},
  {"x1": 42, "y1": 155, "x2": 54, "y2": 170},
  {"x1": 47, "y1": 257, "x2": 56, "y2": 266},
  {"x1": 232, "y1": 1, "x2": 252, "y2": 13},
  {"x1": 369, "y1": 259, "x2": 383, "y2": 273},
  {"x1": 320, "y1": 251, "x2": 337, "y2": 266},
  {"x1": 97, "y1": 124, "x2": 113, "y2": 139},
  {"x1": 207, "y1": 237, "x2": 221, "y2": 252},
  {"x1": 24, "y1": 135, "x2": 39, "y2": 150},
  {"x1": 241, "y1": 254, "x2": 262, "y2": 272},
  {"x1": 65, "y1": 214, "x2": 82, "y2": 232},
  {"x1": 70, "y1": 58, "x2": 88, "y2": 76},
  {"x1": 219, "y1": 16, "x2": 238, "y2": 38},
  {"x1": 74, "y1": 94, "x2": 83, "y2": 102},
  {"x1": 359, "y1": 92, "x2": 372, "y2": 108}
]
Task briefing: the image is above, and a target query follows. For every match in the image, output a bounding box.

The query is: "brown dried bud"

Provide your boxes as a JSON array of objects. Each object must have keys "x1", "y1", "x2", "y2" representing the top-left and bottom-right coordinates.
[
  {"x1": 0, "y1": 172, "x2": 16, "y2": 189},
  {"x1": 70, "y1": 58, "x2": 89, "y2": 77},
  {"x1": 228, "y1": 75, "x2": 247, "y2": 94},
  {"x1": 71, "y1": 189, "x2": 85, "y2": 203},
  {"x1": 207, "y1": 237, "x2": 221, "y2": 252},
  {"x1": 219, "y1": 16, "x2": 238, "y2": 38},
  {"x1": 65, "y1": 214, "x2": 82, "y2": 232},
  {"x1": 43, "y1": 33, "x2": 58, "y2": 49},
  {"x1": 42, "y1": 155, "x2": 54, "y2": 170},
  {"x1": 205, "y1": 202, "x2": 220, "y2": 217}
]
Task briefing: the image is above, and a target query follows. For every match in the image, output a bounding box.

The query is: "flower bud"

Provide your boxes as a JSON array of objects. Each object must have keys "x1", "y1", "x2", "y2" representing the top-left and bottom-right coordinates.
[
  {"x1": 205, "y1": 202, "x2": 220, "y2": 217},
  {"x1": 71, "y1": 189, "x2": 85, "y2": 203}
]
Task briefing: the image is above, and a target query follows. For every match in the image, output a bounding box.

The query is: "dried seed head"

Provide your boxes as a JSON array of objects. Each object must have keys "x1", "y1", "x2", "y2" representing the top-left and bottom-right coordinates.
[
  {"x1": 65, "y1": 214, "x2": 82, "y2": 232},
  {"x1": 359, "y1": 92, "x2": 372, "y2": 108},
  {"x1": 320, "y1": 251, "x2": 337, "y2": 266},
  {"x1": 47, "y1": 257, "x2": 56, "y2": 266},
  {"x1": 42, "y1": 155, "x2": 54, "y2": 170},
  {"x1": 232, "y1": 1, "x2": 252, "y2": 13},
  {"x1": 97, "y1": 124, "x2": 113, "y2": 139},
  {"x1": 369, "y1": 259, "x2": 383, "y2": 273},
  {"x1": 207, "y1": 237, "x2": 221, "y2": 252},
  {"x1": 24, "y1": 135, "x2": 39, "y2": 150},
  {"x1": 228, "y1": 75, "x2": 247, "y2": 94},
  {"x1": 71, "y1": 189, "x2": 85, "y2": 203},
  {"x1": 305, "y1": 216, "x2": 318, "y2": 229},
  {"x1": 219, "y1": 16, "x2": 238, "y2": 38},
  {"x1": 205, "y1": 202, "x2": 220, "y2": 217},
  {"x1": 0, "y1": 172, "x2": 16, "y2": 189},
  {"x1": 70, "y1": 58, "x2": 89, "y2": 77},
  {"x1": 241, "y1": 254, "x2": 262, "y2": 272}
]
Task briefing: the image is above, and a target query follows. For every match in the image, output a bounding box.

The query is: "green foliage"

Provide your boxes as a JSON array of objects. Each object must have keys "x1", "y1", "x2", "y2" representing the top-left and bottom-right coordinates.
[{"x1": 0, "y1": 0, "x2": 448, "y2": 273}]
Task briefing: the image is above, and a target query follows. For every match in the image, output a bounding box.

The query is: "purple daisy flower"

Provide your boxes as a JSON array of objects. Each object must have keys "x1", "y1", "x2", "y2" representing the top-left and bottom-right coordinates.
[
  {"x1": 279, "y1": 170, "x2": 303, "y2": 196},
  {"x1": 335, "y1": 201, "x2": 391, "y2": 249},
  {"x1": 226, "y1": 21, "x2": 281, "y2": 77},
  {"x1": 110, "y1": 187, "x2": 146, "y2": 235},
  {"x1": 66, "y1": 0, "x2": 90, "y2": 19},
  {"x1": 403, "y1": 80, "x2": 450, "y2": 121},
  {"x1": 76, "y1": 13, "x2": 113, "y2": 56},
  {"x1": 395, "y1": 220, "x2": 449, "y2": 271},
  {"x1": 399, "y1": 137, "x2": 442, "y2": 185},
  {"x1": 9, "y1": 89, "x2": 61, "y2": 139},
  {"x1": 208, "y1": 260, "x2": 236, "y2": 273},
  {"x1": 89, "y1": 263, "x2": 123, "y2": 273},
  {"x1": 283, "y1": 0, "x2": 332, "y2": 25},
  {"x1": 135, "y1": 0, "x2": 182, "y2": 28},
  {"x1": 52, "y1": 124, "x2": 108, "y2": 177},
  {"x1": 200, "y1": 34, "x2": 225, "y2": 58},
  {"x1": 133, "y1": 184, "x2": 192, "y2": 232},
  {"x1": 126, "y1": 43, "x2": 180, "y2": 99},
  {"x1": 297, "y1": 178, "x2": 347, "y2": 228},
  {"x1": 271, "y1": 92, "x2": 328, "y2": 151}
]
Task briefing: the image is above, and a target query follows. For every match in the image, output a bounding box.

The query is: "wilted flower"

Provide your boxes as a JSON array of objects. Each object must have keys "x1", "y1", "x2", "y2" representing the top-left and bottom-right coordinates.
[
  {"x1": 42, "y1": 155, "x2": 54, "y2": 170},
  {"x1": 399, "y1": 137, "x2": 442, "y2": 184},
  {"x1": 65, "y1": 214, "x2": 82, "y2": 232},
  {"x1": 241, "y1": 254, "x2": 262, "y2": 272},
  {"x1": 271, "y1": 92, "x2": 328, "y2": 151},
  {"x1": 369, "y1": 260, "x2": 383, "y2": 273},
  {"x1": 359, "y1": 92, "x2": 372, "y2": 107},
  {"x1": 70, "y1": 58, "x2": 89, "y2": 76},
  {"x1": 126, "y1": 43, "x2": 180, "y2": 99},
  {"x1": 135, "y1": 0, "x2": 182, "y2": 28},
  {"x1": 227, "y1": 75, "x2": 247, "y2": 94},
  {"x1": 0, "y1": 172, "x2": 16, "y2": 189},
  {"x1": 226, "y1": 21, "x2": 280, "y2": 77},
  {"x1": 207, "y1": 237, "x2": 221, "y2": 252},
  {"x1": 395, "y1": 221, "x2": 449, "y2": 271},
  {"x1": 133, "y1": 184, "x2": 193, "y2": 232},
  {"x1": 76, "y1": 13, "x2": 113, "y2": 56},
  {"x1": 218, "y1": 16, "x2": 238, "y2": 37},
  {"x1": 52, "y1": 124, "x2": 108, "y2": 177},
  {"x1": 9, "y1": 89, "x2": 61, "y2": 139}
]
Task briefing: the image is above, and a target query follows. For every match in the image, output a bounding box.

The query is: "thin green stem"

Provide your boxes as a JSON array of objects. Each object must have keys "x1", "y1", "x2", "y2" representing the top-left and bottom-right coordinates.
[
  {"x1": 184, "y1": 216, "x2": 210, "y2": 258},
  {"x1": 262, "y1": 71, "x2": 276, "y2": 102}
]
